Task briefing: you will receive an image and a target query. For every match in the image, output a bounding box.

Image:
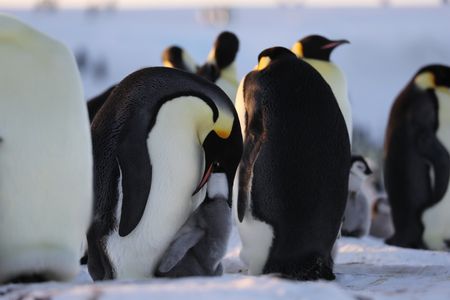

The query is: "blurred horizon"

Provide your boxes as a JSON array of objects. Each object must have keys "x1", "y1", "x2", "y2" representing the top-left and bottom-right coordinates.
[{"x1": 0, "y1": 0, "x2": 447, "y2": 9}]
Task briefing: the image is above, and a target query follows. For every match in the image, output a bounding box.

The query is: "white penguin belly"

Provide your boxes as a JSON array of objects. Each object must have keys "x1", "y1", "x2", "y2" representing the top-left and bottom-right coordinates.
[
  {"x1": 304, "y1": 59, "x2": 353, "y2": 144},
  {"x1": 422, "y1": 90, "x2": 450, "y2": 250},
  {"x1": 105, "y1": 98, "x2": 208, "y2": 279},
  {"x1": 0, "y1": 15, "x2": 92, "y2": 282},
  {"x1": 232, "y1": 173, "x2": 274, "y2": 275}
]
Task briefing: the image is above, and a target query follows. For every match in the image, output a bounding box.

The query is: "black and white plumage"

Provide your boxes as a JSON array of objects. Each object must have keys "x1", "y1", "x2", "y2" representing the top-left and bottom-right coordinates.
[
  {"x1": 234, "y1": 47, "x2": 351, "y2": 280},
  {"x1": 292, "y1": 35, "x2": 352, "y2": 143},
  {"x1": 384, "y1": 64, "x2": 450, "y2": 250},
  {"x1": 87, "y1": 67, "x2": 242, "y2": 280}
]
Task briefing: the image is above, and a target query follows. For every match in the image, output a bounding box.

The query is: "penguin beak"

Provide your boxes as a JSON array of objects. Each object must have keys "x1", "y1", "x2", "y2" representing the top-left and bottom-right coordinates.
[
  {"x1": 321, "y1": 39, "x2": 350, "y2": 50},
  {"x1": 192, "y1": 119, "x2": 243, "y2": 207}
]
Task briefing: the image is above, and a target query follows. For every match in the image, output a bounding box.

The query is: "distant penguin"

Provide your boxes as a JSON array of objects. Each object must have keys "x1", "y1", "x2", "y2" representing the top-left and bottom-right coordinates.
[
  {"x1": 0, "y1": 14, "x2": 92, "y2": 283},
  {"x1": 87, "y1": 67, "x2": 242, "y2": 280},
  {"x1": 234, "y1": 47, "x2": 350, "y2": 280},
  {"x1": 370, "y1": 194, "x2": 395, "y2": 239},
  {"x1": 342, "y1": 156, "x2": 373, "y2": 237},
  {"x1": 291, "y1": 35, "x2": 352, "y2": 143},
  {"x1": 196, "y1": 31, "x2": 240, "y2": 101},
  {"x1": 384, "y1": 65, "x2": 450, "y2": 250},
  {"x1": 87, "y1": 85, "x2": 117, "y2": 122},
  {"x1": 156, "y1": 173, "x2": 231, "y2": 277},
  {"x1": 161, "y1": 45, "x2": 198, "y2": 73}
]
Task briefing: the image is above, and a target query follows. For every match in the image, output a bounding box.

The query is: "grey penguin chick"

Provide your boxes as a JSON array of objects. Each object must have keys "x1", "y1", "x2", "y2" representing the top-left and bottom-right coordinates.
[{"x1": 156, "y1": 173, "x2": 232, "y2": 277}]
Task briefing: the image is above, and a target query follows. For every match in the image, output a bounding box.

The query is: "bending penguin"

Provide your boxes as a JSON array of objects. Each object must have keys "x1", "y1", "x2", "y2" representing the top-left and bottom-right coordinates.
[
  {"x1": 0, "y1": 14, "x2": 92, "y2": 283},
  {"x1": 342, "y1": 155, "x2": 373, "y2": 237},
  {"x1": 87, "y1": 67, "x2": 242, "y2": 280},
  {"x1": 384, "y1": 65, "x2": 450, "y2": 250},
  {"x1": 291, "y1": 35, "x2": 352, "y2": 143},
  {"x1": 234, "y1": 47, "x2": 350, "y2": 280}
]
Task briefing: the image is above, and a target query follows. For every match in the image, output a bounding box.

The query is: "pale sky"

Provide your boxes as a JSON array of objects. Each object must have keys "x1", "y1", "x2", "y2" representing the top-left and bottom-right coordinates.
[{"x1": 0, "y1": 0, "x2": 443, "y2": 9}]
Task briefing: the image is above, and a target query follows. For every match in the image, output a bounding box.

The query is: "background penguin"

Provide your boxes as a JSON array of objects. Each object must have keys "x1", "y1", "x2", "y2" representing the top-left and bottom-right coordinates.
[
  {"x1": 234, "y1": 47, "x2": 350, "y2": 280},
  {"x1": 161, "y1": 31, "x2": 240, "y2": 102},
  {"x1": 384, "y1": 64, "x2": 450, "y2": 250},
  {"x1": 291, "y1": 35, "x2": 352, "y2": 143},
  {"x1": 87, "y1": 67, "x2": 242, "y2": 280},
  {"x1": 0, "y1": 14, "x2": 92, "y2": 283},
  {"x1": 161, "y1": 45, "x2": 198, "y2": 73},
  {"x1": 370, "y1": 194, "x2": 395, "y2": 239},
  {"x1": 155, "y1": 173, "x2": 231, "y2": 277},
  {"x1": 342, "y1": 155, "x2": 373, "y2": 237}
]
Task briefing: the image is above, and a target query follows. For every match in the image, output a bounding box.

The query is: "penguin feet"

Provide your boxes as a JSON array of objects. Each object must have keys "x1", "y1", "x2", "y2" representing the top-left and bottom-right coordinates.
[{"x1": 264, "y1": 256, "x2": 335, "y2": 281}]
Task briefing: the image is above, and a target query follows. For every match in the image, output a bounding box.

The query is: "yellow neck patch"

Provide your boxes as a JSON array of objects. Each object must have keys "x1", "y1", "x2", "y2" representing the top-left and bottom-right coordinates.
[
  {"x1": 414, "y1": 72, "x2": 436, "y2": 90},
  {"x1": 291, "y1": 42, "x2": 304, "y2": 58},
  {"x1": 257, "y1": 56, "x2": 271, "y2": 71}
]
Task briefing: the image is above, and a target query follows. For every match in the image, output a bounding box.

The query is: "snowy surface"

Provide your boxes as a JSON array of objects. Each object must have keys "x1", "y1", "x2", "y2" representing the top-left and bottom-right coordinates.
[
  {"x1": 2, "y1": 7, "x2": 450, "y2": 143},
  {"x1": 1, "y1": 226, "x2": 450, "y2": 300}
]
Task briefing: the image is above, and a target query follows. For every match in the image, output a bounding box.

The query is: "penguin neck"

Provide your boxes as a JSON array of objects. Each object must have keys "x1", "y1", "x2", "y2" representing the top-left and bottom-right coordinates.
[{"x1": 216, "y1": 62, "x2": 239, "y2": 102}]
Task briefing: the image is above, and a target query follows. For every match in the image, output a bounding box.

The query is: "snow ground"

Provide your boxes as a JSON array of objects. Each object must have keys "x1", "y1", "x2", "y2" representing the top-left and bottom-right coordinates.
[{"x1": 1, "y1": 226, "x2": 449, "y2": 300}]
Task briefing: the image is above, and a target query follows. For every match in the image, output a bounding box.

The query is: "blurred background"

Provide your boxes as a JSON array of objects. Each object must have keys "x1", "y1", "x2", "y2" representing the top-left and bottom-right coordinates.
[{"x1": 1, "y1": 0, "x2": 449, "y2": 181}]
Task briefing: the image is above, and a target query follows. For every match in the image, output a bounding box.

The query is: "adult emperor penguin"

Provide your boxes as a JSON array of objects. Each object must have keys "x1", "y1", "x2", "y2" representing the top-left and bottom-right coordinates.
[
  {"x1": 161, "y1": 45, "x2": 198, "y2": 73},
  {"x1": 87, "y1": 67, "x2": 242, "y2": 280},
  {"x1": 384, "y1": 65, "x2": 450, "y2": 250},
  {"x1": 291, "y1": 35, "x2": 352, "y2": 143},
  {"x1": 0, "y1": 14, "x2": 92, "y2": 283},
  {"x1": 197, "y1": 31, "x2": 240, "y2": 101},
  {"x1": 234, "y1": 47, "x2": 350, "y2": 280}
]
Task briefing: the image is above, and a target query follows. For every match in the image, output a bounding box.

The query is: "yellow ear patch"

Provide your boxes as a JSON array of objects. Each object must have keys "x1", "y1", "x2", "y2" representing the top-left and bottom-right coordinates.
[
  {"x1": 291, "y1": 42, "x2": 304, "y2": 58},
  {"x1": 215, "y1": 129, "x2": 231, "y2": 139},
  {"x1": 162, "y1": 60, "x2": 174, "y2": 68},
  {"x1": 257, "y1": 56, "x2": 271, "y2": 71},
  {"x1": 415, "y1": 72, "x2": 436, "y2": 90}
]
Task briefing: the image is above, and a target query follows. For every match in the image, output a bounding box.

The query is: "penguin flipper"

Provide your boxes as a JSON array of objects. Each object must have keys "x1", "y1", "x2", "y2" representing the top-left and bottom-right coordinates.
[
  {"x1": 158, "y1": 228, "x2": 205, "y2": 273},
  {"x1": 117, "y1": 140, "x2": 152, "y2": 237},
  {"x1": 416, "y1": 129, "x2": 450, "y2": 204}
]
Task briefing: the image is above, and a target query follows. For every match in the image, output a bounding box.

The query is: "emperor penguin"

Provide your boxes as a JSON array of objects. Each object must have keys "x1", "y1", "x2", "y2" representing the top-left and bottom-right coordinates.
[
  {"x1": 233, "y1": 47, "x2": 350, "y2": 280},
  {"x1": 384, "y1": 64, "x2": 450, "y2": 250},
  {"x1": 87, "y1": 67, "x2": 242, "y2": 280},
  {"x1": 161, "y1": 45, "x2": 198, "y2": 73},
  {"x1": 87, "y1": 85, "x2": 117, "y2": 122},
  {"x1": 291, "y1": 35, "x2": 352, "y2": 143},
  {"x1": 0, "y1": 14, "x2": 92, "y2": 283},
  {"x1": 155, "y1": 173, "x2": 231, "y2": 278},
  {"x1": 342, "y1": 156, "x2": 373, "y2": 237},
  {"x1": 196, "y1": 31, "x2": 240, "y2": 102}
]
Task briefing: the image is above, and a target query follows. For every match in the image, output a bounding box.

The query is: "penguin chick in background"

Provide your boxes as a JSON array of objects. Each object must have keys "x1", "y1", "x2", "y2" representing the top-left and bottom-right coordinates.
[
  {"x1": 156, "y1": 173, "x2": 231, "y2": 277},
  {"x1": 370, "y1": 194, "x2": 395, "y2": 239},
  {"x1": 342, "y1": 155, "x2": 373, "y2": 237},
  {"x1": 291, "y1": 35, "x2": 352, "y2": 143}
]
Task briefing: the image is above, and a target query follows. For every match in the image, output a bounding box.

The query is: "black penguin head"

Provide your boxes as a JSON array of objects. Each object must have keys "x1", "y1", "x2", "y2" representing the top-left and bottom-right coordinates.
[
  {"x1": 350, "y1": 155, "x2": 373, "y2": 176},
  {"x1": 414, "y1": 64, "x2": 450, "y2": 91},
  {"x1": 256, "y1": 47, "x2": 297, "y2": 71},
  {"x1": 292, "y1": 35, "x2": 349, "y2": 61},
  {"x1": 161, "y1": 45, "x2": 197, "y2": 73},
  {"x1": 197, "y1": 31, "x2": 239, "y2": 82},
  {"x1": 192, "y1": 102, "x2": 243, "y2": 207}
]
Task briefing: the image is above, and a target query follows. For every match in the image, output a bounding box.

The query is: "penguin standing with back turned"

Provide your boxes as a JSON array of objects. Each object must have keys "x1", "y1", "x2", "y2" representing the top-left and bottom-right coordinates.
[
  {"x1": 234, "y1": 47, "x2": 350, "y2": 280},
  {"x1": 87, "y1": 67, "x2": 242, "y2": 280},
  {"x1": 292, "y1": 35, "x2": 352, "y2": 143},
  {"x1": 384, "y1": 65, "x2": 450, "y2": 250}
]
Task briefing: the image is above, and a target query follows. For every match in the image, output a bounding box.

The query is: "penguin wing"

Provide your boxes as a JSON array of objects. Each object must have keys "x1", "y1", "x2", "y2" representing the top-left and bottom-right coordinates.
[
  {"x1": 87, "y1": 85, "x2": 117, "y2": 122},
  {"x1": 416, "y1": 128, "x2": 450, "y2": 204},
  {"x1": 158, "y1": 227, "x2": 205, "y2": 273}
]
